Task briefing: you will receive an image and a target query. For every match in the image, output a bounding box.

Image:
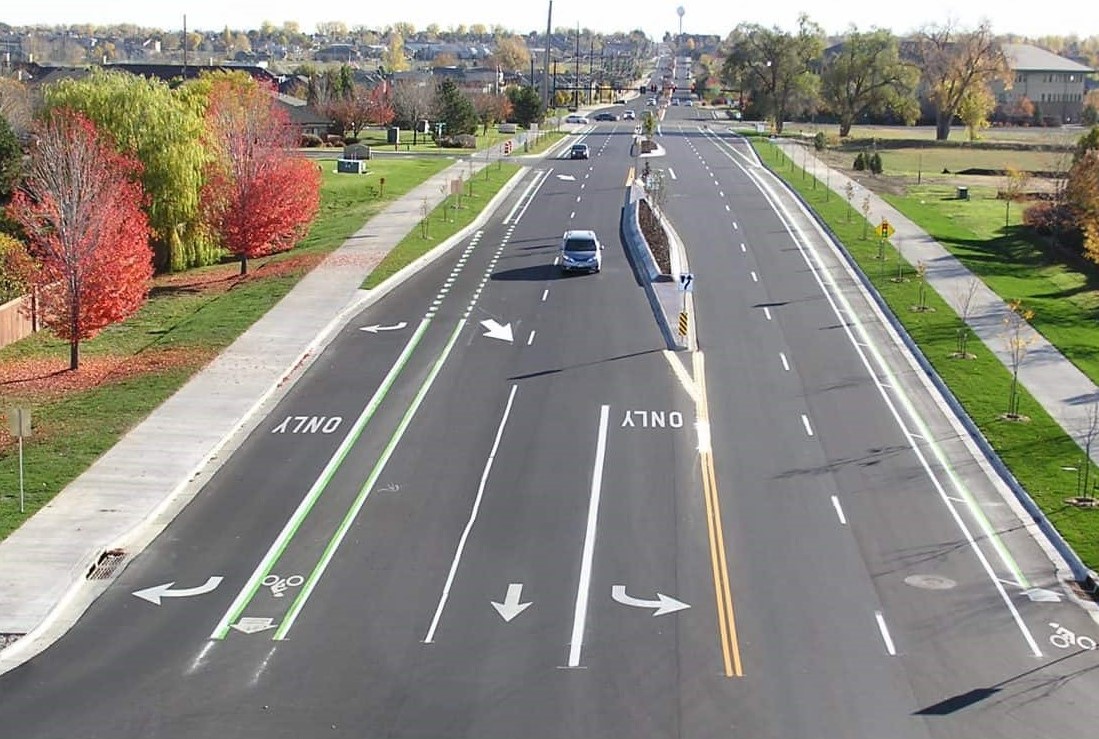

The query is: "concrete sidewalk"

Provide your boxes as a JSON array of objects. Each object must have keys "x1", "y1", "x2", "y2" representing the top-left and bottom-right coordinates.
[
  {"x1": 772, "y1": 139, "x2": 1099, "y2": 466},
  {"x1": 0, "y1": 143, "x2": 532, "y2": 664}
]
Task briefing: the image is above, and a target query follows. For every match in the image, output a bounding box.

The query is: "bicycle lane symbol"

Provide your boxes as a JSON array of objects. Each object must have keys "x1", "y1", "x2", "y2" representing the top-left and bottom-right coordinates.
[
  {"x1": 262, "y1": 574, "x2": 304, "y2": 598},
  {"x1": 1049, "y1": 623, "x2": 1098, "y2": 651}
]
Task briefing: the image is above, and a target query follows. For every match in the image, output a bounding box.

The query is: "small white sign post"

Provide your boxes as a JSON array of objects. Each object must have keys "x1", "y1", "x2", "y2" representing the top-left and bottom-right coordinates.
[{"x1": 7, "y1": 407, "x2": 31, "y2": 513}]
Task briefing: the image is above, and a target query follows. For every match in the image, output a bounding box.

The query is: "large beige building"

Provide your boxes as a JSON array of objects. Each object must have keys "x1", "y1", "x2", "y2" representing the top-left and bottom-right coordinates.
[{"x1": 996, "y1": 43, "x2": 1093, "y2": 124}]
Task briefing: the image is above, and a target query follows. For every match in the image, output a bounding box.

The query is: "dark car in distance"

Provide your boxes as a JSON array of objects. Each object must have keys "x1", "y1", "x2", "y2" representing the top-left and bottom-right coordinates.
[{"x1": 594, "y1": 112, "x2": 618, "y2": 121}]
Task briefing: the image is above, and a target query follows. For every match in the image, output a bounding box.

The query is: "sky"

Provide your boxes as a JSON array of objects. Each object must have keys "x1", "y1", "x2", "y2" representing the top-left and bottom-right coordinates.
[{"x1": 2, "y1": 0, "x2": 1098, "y2": 40}]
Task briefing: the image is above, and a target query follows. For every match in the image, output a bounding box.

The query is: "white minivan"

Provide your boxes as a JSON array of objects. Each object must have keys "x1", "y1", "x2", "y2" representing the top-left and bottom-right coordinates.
[
  {"x1": 565, "y1": 114, "x2": 590, "y2": 124},
  {"x1": 559, "y1": 229, "x2": 603, "y2": 273}
]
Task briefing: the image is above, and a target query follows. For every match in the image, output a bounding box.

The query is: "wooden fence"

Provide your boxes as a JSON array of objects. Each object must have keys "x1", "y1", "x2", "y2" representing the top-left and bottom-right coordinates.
[{"x1": 0, "y1": 293, "x2": 37, "y2": 349}]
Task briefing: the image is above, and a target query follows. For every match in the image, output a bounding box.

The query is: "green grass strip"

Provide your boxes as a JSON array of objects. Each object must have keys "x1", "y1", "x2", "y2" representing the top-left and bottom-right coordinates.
[
  {"x1": 362, "y1": 163, "x2": 521, "y2": 289},
  {"x1": 749, "y1": 137, "x2": 1099, "y2": 570}
]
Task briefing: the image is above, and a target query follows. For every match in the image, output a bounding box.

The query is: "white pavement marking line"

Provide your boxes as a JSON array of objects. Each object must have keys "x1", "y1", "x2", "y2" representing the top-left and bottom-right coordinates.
[
  {"x1": 751, "y1": 271, "x2": 758, "y2": 283},
  {"x1": 211, "y1": 319, "x2": 431, "y2": 640},
  {"x1": 740, "y1": 243, "x2": 746, "y2": 252},
  {"x1": 567, "y1": 404, "x2": 611, "y2": 668},
  {"x1": 763, "y1": 307, "x2": 772, "y2": 321},
  {"x1": 542, "y1": 288, "x2": 550, "y2": 302},
  {"x1": 503, "y1": 170, "x2": 544, "y2": 224},
  {"x1": 360, "y1": 322, "x2": 408, "y2": 334},
  {"x1": 725, "y1": 204, "x2": 731, "y2": 212},
  {"x1": 663, "y1": 350, "x2": 699, "y2": 402},
  {"x1": 491, "y1": 583, "x2": 533, "y2": 622},
  {"x1": 780, "y1": 352, "x2": 790, "y2": 372},
  {"x1": 610, "y1": 585, "x2": 690, "y2": 616},
  {"x1": 801, "y1": 414, "x2": 814, "y2": 437},
  {"x1": 527, "y1": 330, "x2": 536, "y2": 346},
  {"x1": 576, "y1": 195, "x2": 582, "y2": 203},
  {"x1": 668, "y1": 168, "x2": 677, "y2": 180},
  {"x1": 425, "y1": 385, "x2": 520, "y2": 643},
  {"x1": 506, "y1": 168, "x2": 553, "y2": 225},
  {"x1": 570, "y1": 211, "x2": 576, "y2": 219},
  {"x1": 730, "y1": 149, "x2": 1044, "y2": 656},
  {"x1": 554, "y1": 256, "x2": 560, "y2": 266},
  {"x1": 875, "y1": 611, "x2": 897, "y2": 655},
  {"x1": 480, "y1": 319, "x2": 514, "y2": 343},
  {"x1": 832, "y1": 495, "x2": 848, "y2": 525},
  {"x1": 719, "y1": 191, "x2": 725, "y2": 198},
  {"x1": 733, "y1": 222, "x2": 739, "y2": 230}
]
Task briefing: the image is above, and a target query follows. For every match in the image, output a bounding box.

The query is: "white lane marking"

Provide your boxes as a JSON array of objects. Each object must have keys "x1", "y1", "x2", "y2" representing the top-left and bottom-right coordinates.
[
  {"x1": 668, "y1": 168, "x2": 677, "y2": 180},
  {"x1": 725, "y1": 204, "x2": 731, "y2": 212},
  {"x1": 570, "y1": 211, "x2": 576, "y2": 219},
  {"x1": 733, "y1": 222, "x2": 739, "y2": 230},
  {"x1": 740, "y1": 243, "x2": 746, "y2": 252},
  {"x1": 424, "y1": 385, "x2": 520, "y2": 643},
  {"x1": 780, "y1": 352, "x2": 790, "y2": 372},
  {"x1": 576, "y1": 195, "x2": 582, "y2": 203},
  {"x1": 527, "y1": 330, "x2": 536, "y2": 346},
  {"x1": 508, "y1": 169, "x2": 553, "y2": 226},
  {"x1": 663, "y1": 350, "x2": 698, "y2": 402},
  {"x1": 731, "y1": 149, "x2": 1043, "y2": 655},
  {"x1": 542, "y1": 289, "x2": 550, "y2": 302},
  {"x1": 554, "y1": 256, "x2": 560, "y2": 266},
  {"x1": 763, "y1": 307, "x2": 772, "y2": 320},
  {"x1": 567, "y1": 404, "x2": 611, "y2": 668},
  {"x1": 503, "y1": 170, "x2": 547, "y2": 224},
  {"x1": 750, "y1": 271, "x2": 758, "y2": 283},
  {"x1": 831, "y1": 495, "x2": 848, "y2": 525},
  {"x1": 875, "y1": 611, "x2": 897, "y2": 655},
  {"x1": 801, "y1": 414, "x2": 814, "y2": 437},
  {"x1": 719, "y1": 191, "x2": 725, "y2": 198}
]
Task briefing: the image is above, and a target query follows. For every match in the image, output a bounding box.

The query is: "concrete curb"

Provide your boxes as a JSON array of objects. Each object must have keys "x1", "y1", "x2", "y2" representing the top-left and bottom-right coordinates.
[
  {"x1": 753, "y1": 144, "x2": 1099, "y2": 593},
  {"x1": 619, "y1": 184, "x2": 680, "y2": 350},
  {"x1": 0, "y1": 163, "x2": 531, "y2": 673}
]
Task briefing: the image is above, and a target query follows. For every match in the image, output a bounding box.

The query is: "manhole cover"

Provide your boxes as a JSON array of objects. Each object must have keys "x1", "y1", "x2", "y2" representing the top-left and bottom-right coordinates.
[{"x1": 905, "y1": 574, "x2": 957, "y2": 590}]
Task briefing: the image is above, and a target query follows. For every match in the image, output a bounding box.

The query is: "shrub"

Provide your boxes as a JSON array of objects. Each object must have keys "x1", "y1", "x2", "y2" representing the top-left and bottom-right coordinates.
[
  {"x1": 813, "y1": 131, "x2": 826, "y2": 151},
  {"x1": 853, "y1": 151, "x2": 867, "y2": 171},
  {"x1": 342, "y1": 136, "x2": 361, "y2": 145},
  {"x1": 869, "y1": 152, "x2": 883, "y2": 174},
  {"x1": 300, "y1": 133, "x2": 323, "y2": 148},
  {"x1": 1023, "y1": 201, "x2": 1077, "y2": 244}
]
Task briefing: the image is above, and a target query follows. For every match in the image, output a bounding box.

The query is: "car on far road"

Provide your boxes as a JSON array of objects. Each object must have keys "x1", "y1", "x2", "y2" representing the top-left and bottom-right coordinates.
[
  {"x1": 559, "y1": 229, "x2": 603, "y2": 273},
  {"x1": 569, "y1": 143, "x2": 590, "y2": 159},
  {"x1": 671, "y1": 98, "x2": 680, "y2": 106},
  {"x1": 565, "y1": 114, "x2": 590, "y2": 124},
  {"x1": 685, "y1": 99, "x2": 694, "y2": 107},
  {"x1": 647, "y1": 97, "x2": 657, "y2": 106},
  {"x1": 614, "y1": 98, "x2": 627, "y2": 104},
  {"x1": 594, "y1": 112, "x2": 619, "y2": 121},
  {"x1": 623, "y1": 109, "x2": 636, "y2": 120}
]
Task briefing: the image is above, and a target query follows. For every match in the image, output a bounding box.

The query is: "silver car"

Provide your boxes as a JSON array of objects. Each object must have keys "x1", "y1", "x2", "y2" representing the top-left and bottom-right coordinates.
[{"x1": 559, "y1": 229, "x2": 603, "y2": 273}]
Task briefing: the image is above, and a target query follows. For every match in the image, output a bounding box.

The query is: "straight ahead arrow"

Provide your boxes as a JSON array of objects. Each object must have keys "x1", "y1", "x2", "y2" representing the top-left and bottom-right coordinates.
[
  {"x1": 132, "y1": 576, "x2": 224, "y2": 606},
  {"x1": 491, "y1": 583, "x2": 532, "y2": 622},
  {"x1": 360, "y1": 322, "x2": 408, "y2": 334},
  {"x1": 611, "y1": 585, "x2": 690, "y2": 617},
  {"x1": 480, "y1": 319, "x2": 514, "y2": 343},
  {"x1": 232, "y1": 617, "x2": 277, "y2": 634}
]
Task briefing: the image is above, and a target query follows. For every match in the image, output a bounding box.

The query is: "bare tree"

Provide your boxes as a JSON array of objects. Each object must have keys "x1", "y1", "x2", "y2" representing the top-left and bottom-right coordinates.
[
  {"x1": 1003, "y1": 299, "x2": 1035, "y2": 420},
  {"x1": 954, "y1": 277, "x2": 981, "y2": 358},
  {"x1": 1003, "y1": 166, "x2": 1031, "y2": 227},
  {"x1": 1077, "y1": 401, "x2": 1099, "y2": 500},
  {"x1": 391, "y1": 79, "x2": 437, "y2": 145}
]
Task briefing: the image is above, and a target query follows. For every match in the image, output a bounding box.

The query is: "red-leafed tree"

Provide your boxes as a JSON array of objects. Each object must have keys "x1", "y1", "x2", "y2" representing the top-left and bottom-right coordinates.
[
  {"x1": 326, "y1": 83, "x2": 396, "y2": 138},
  {"x1": 201, "y1": 80, "x2": 321, "y2": 275},
  {"x1": 8, "y1": 109, "x2": 153, "y2": 370}
]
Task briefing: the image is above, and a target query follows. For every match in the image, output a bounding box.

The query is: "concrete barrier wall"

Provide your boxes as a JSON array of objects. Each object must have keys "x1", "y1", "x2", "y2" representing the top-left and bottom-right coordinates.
[{"x1": 620, "y1": 185, "x2": 661, "y2": 282}]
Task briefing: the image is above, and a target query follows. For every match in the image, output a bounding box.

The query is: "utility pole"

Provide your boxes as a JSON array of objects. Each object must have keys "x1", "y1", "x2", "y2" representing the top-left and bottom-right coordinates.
[
  {"x1": 574, "y1": 22, "x2": 580, "y2": 109},
  {"x1": 589, "y1": 37, "x2": 595, "y2": 103},
  {"x1": 182, "y1": 14, "x2": 188, "y2": 75},
  {"x1": 542, "y1": 1, "x2": 553, "y2": 108}
]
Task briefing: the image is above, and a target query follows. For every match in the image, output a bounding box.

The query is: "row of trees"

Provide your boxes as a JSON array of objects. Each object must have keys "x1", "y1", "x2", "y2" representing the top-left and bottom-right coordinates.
[
  {"x1": 720, "y1": 18, "x2": 1012, "y2": 140},
  {"x1": 0, "y1": 71, "x2": 321, "y2": 369}
]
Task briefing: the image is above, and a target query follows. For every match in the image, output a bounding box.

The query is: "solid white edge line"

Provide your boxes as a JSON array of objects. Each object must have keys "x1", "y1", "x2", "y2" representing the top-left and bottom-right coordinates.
[
  {"x1": 875, "y1": 611, "x2": 897, "y2": 655},
  {"x1": 780, "y1": 352, "x2": 790, "y2": 372},
  {"x1": 502, "y1": 170, "x2": 543, "y2": 224},
  {"x1": 831, "y1": 495, "x2": 848, "y2": 525},
  {"x1": 509, "y1": 169, "x2": 553, "y2": 225},
  {"x1": 728, "y1": 147, "x2": 1043, "y2": 657},
  {"x1": 424, "y1": 384, "x2": 520, "y2": 643},
  {"x1": 663, "y1": 350, "x2": 699, "y2": 403},
  {"x1": 801, "y1": 414, "x2": 814, "y2": 437},
  {"x1": 567, "y1": 404, "x2": 611, "y2": 667}
]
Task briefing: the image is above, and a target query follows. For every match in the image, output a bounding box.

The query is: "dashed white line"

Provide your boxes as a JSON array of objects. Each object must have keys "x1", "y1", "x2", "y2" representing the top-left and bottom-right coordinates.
[
  {"x1": 542, "y1": 289, "x2": 549, "y2": 302},
  {"x1": 801, "y1": 414, "x2": 814, "y2": 437},
  {"x1": 780, "y1": 352, "x2": 790, "y2": 372},
  {"x1": 831, "y1": 495, "x2": 847, "y2": 525},
  {"x1": 570, "y1": 211, "x2": 576, "y2": 219},
  {"x1": 725, "y1": 204, "x2": 731, "y2": 212},
  {"x1": 875, "y1": 611, "x2": 897, "y2": 655},
  {"x1": 719, "y1": 191, "x2": 725, "y2": 198},
  {"x1": 668, "y1": 168, "x2": 677, "y2": 180},
  {"x1": 527, "y1": 330, "x2": 536, "y2": 346},
  {"x1": 740, "y1": 243, "x2": 746, "y2": 252},
  {"x1": 733, "y1": 222, "x2": 739, "y2": 230},
  {"x1": 576, "y1": 196, "x2": 582, "y2": 203},
  {"x1": 750, "y1": 271, "x2": 758, "y2": 282},
  {"x1": 763, "y1": 306, "x2": 772, "y2": 320}
]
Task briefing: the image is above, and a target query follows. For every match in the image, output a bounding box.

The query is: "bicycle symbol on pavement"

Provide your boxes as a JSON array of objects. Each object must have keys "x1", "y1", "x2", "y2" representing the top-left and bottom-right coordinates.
[
  {"x1": 1049, "y1": 622, "x2": 1098, "y2": 651},
  {"x1": 262, "y1": 574, "x2": 304, "y2": 598}
]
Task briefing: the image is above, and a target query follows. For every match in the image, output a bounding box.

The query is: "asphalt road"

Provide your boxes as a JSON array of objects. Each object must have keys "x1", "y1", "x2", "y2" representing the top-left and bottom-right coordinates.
[{"x1": 2, "y1": 98, "x2": 1099, "y2": 738}]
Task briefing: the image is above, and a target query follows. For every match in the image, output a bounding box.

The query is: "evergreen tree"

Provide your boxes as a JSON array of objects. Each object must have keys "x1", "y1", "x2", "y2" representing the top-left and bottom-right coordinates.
[
  {"x1": 507, "y1": 86, "x2": 544, "y2": 127},
  {"x1": 436, "y1": 78, "x2": 478, "y2": 136}
]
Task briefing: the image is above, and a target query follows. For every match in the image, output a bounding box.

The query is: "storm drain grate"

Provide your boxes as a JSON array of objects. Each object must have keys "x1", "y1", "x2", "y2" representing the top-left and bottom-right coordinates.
[
  {"x1": 0, "y1": 633, "x2": 24, "y2": 650},
  {"x1": 86, "y1": 548, "x2": 126, "y2": 580}
]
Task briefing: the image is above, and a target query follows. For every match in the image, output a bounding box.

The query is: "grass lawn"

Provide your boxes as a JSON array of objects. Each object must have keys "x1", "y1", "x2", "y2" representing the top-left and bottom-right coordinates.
[
  {"x1": 751, "y1": 137, "x2": 1099, "y2": 570},
  {"x1": 781, "y1": 122, "x2": 1081, "y2": 147},
  {"x1": 0, "y1": 156, "x2": 450, "y2": 542},
  {"x1": 355, "y1": 127, "x2": 513, "y2": 154},
  {"x1": 363, "y1": 162, "x2": 521, "y2": 289}
]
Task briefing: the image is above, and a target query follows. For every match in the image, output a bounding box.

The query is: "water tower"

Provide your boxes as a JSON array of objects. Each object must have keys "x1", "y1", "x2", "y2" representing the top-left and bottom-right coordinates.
[{"x1": 676, "y1": 6, "x2": 685, "y2": 38}]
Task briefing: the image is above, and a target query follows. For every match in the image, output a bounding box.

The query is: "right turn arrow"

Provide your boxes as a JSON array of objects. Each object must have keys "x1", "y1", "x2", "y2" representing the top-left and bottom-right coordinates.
[
  {"x1": 611, "y1": 585, "x2": 690, "y2": 617},
  {"x1": 491, "y1": 583, "x2": 532, "y2": 622}
]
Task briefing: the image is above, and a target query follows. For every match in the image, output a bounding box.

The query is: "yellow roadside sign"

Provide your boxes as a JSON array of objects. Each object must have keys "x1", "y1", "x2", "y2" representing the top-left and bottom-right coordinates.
[{"x1": 878, "y1": 220, "x2": 895, "y2": 238}]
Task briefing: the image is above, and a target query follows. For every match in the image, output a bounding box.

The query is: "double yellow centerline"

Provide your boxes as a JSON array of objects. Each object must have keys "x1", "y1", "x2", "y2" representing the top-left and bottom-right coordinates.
[{"x1": 690, "y1": 351, "x2": 744, "y2": 677}]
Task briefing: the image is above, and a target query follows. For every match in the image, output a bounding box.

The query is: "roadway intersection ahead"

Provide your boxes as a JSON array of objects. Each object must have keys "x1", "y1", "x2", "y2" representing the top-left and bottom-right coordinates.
[{"x1": 2, "y1": 103, "x2": 1099, "y2": 738}]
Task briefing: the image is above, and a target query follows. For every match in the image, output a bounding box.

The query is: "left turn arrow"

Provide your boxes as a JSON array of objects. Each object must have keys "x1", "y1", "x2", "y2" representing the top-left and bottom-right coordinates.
[{"x1": 133, "y1": 576, "x2": 224, "y2": 606}]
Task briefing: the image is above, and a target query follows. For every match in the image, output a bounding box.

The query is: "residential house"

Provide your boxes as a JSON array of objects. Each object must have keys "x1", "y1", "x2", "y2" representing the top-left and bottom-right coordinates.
[{"x1": 996, "y1": 43, "x2": 1093, "y2": 124}]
